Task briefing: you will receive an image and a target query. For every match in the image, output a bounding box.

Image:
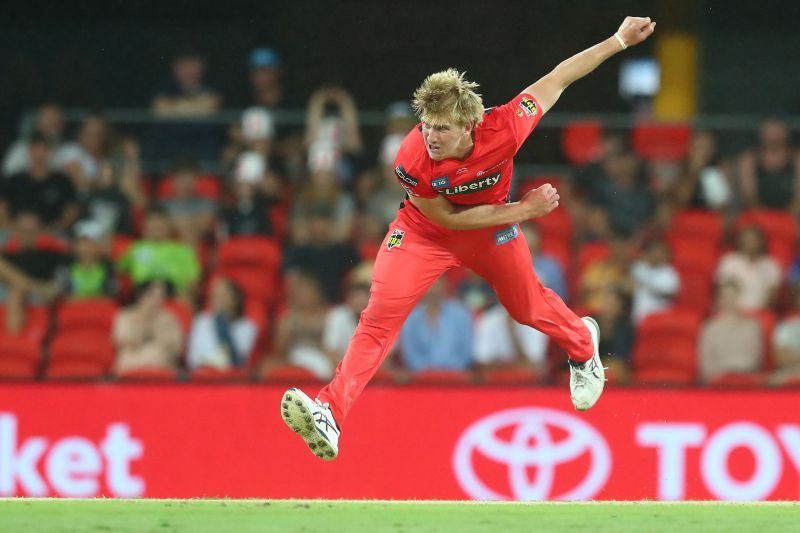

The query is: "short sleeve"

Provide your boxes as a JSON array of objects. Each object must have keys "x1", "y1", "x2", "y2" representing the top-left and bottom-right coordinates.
[
  {"x1": 393, "y1": 162, "x2": 437, "y2": 199},
  {"x1": 490, "y1": 93, "x2": 544, "y2": 151}
]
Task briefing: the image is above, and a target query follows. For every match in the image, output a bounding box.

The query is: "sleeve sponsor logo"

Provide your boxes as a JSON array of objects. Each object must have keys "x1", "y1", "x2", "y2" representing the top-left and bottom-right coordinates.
[
  {"x1": 517, "y1": 97, "x2": 538, "y2": 118},
  {"x1": 431, "y1": 176, "x2": 450, "y2": 190},
  {"x1": 441, "y1": 172, "x2": 502, "y2": 195},
  {"x1": 395, "y1": 165, "x2": 419, "y2": 187},
  {"x1": 386, "y1": 228, "x2": 405, "y2": 250},
  {"x1": 494, "y1": 224, "x2": 519, "y2": 245},
  {"x1": 401, "y1": 184, "x2": 420, "y2": 197}
]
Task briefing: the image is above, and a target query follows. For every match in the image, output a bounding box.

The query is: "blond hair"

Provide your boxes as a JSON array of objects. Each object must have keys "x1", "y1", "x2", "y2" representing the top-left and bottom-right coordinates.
[{"x1": 412, "y1": 68, "x2": 484, "y2": 127}]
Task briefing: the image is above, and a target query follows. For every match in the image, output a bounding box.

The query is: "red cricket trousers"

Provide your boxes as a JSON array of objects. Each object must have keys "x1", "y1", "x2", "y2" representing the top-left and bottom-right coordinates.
[{"x1": 317, "y1": 206, "x2": 592, "y2": 424}]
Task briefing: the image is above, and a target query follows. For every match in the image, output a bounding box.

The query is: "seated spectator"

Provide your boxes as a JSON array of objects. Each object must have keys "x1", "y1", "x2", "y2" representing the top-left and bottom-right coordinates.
[
  {"x1": 457, "y1": 270, "x2": 497, "y2": 313},
  {"x1": 699, "y1": 281, "x2": 763, "y2": 383},
  {"x1": 400, "y1": 278, "x2": 473, "y2": 372},
  {"x1": 59, "y1": 220, "x2": 116, "y2": 299},
  {"x1": 117, "y1": 208, "x2": 201, "y2": 302},
  {"x1": 473, "y1": 305, "x2": 548, "y2": 371},
  {"x1": 152, "y1": 50, "x2": 220, "y2": 117},
  {"x1": 79, "y1": 138, "x2": 141, "y2": 236},
  {"x1": 715, "y1": 225, "x2": 780, "y2": 311},
  {"x1": 596, "y1": 287, "x2": 635, "y2": 384},
  {"x1": 283, "y1": 208, "x2": 360, "y2": 303},
  {"x1": 0, "y1": 212, "x2": 65, "y2": 332},
  {"x1": 771, "y1": 289, "x2": 800, "y2": 385},
  {"x1": 161, "y1": 158, "x2": 217, "y2": 244},
  {"x1": 248, "y1": 46, "x2": 284, "y2": 111},
  {"x1": 672, "y1": 131, "x2": 732, "y2": 210},
  {"x1": 54, "y1": 113, "x2": 110, "y2": 193},
  {"x1": 739, "y1": 118, "x2": 800, "y2": 215},
  {"x1": 292, "y1": 170, "x2": 356, "y2": 243},
  {"x1": 3, "y1": 102, "x2": 65, "y2": 177},
  {"x1": 1, "y1": 132, "x2": 79, "y2": 233},
  {"x1": 631, "y1": 238, "x2": 680, "y2": 323},
  {"x1": 272, "y1": 270, "x2": 330, "y2": 379},
  {"x1": 219, "y1": 152, "x2": 281, "y2": 238},
  {"x1": 113, "y1": 280, "x2": 183, "y2": 374},
  {"x1": 187, "y1": 277, "x2": 257, "y2": 370},
  {"x1": 304, "y1": 86, "x2": 363, "y2": 186},
  {"x1": 522, "y1": 223, "x2": 568, "y2": 302},
  {"x1": 322, "y1": 262, "x2": 373, "y2": 366},
  {"x1": 580, "y1": 233, "x2": 633, "y2": 314}
]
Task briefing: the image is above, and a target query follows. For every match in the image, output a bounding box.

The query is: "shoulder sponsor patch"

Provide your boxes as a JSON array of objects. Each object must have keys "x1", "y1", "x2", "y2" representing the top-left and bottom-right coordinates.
[
  {"x1": 395, "y1": 165, "x2": 419, "y2": 187},
  {"x1": 494, "y1": 224, "x2": 519, "y2": 245},
  {"x1": 431, "y1": 176, "x2": 450, "y2": 190},
  {"x1": 517, "y1": 97, "x2": 538, "y2": 118},
  {"x1": 387, "y1": 228, "x2": 405, "y2": 250}
]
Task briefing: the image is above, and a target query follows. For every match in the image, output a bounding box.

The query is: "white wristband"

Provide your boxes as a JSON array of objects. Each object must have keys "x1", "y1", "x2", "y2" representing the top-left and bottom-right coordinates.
[{"x1": 614, "y1": 32, "x2": 628, "y2": 50}]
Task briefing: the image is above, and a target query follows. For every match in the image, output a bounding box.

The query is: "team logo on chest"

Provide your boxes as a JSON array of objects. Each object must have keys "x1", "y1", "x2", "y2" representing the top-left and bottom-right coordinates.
[
  {"x1": 441, "y1": 172, "x2": 502, "y2": 195},
  {"x1": 386, "y1": 228, "x2": 405, "y2": 250}
]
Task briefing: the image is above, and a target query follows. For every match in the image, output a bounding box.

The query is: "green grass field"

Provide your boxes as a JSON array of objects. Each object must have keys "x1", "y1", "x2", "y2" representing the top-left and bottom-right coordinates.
[{"x1": 1, "y1": 499, "x2": 799, "y2": 532}]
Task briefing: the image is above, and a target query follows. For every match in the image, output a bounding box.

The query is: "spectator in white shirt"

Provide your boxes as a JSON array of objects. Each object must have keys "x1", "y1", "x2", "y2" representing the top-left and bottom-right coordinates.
[
  {"x1": 473, "y1": 305, "x2": 548, "y2": 370},
  {"x1": 187, "y1": 277, "x2": 258, "y2": 370},
  {"x1": 631, "y1": 238, "x2": 680, "y2": 323},
  {"x1": 715, "y1": 225, "x2": 781, "y2": 311},
  {"x1": 322, "y1": 262, "x2": 373, "y2": 365}
]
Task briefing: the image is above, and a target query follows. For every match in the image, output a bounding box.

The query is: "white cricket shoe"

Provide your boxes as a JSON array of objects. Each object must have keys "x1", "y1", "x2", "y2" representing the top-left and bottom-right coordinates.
[
  {"x1": 569, "y1": 317, "x2": 605, "y2": 411},
  {"x1": 280, "y1": 387, "x2": 340, "y2": 460}
]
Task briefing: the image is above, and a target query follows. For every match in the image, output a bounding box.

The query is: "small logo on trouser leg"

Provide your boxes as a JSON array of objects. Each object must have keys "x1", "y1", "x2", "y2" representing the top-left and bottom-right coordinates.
[
  {"x1": 495, "y1": 224, "x2": 519, "y2": 245},
  {"x1": 387, "y1": 229, "x2": 405, "y2": 250}
]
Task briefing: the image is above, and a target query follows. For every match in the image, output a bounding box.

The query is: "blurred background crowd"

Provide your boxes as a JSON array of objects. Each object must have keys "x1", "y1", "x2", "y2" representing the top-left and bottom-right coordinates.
[{"x1": 1, "y1": 0, "x2": 800, "y2": 387}]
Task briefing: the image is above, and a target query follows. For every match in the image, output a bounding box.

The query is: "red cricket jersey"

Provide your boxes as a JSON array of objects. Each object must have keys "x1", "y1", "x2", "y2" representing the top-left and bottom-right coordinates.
[{"x1": 393, "y1": 92, "x2": 543, "y2": 225}]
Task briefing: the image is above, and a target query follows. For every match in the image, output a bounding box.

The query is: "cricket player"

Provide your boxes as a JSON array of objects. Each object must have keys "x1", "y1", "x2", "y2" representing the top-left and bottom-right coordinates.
[{"x1": 282, "y1": 16, "x2": 656, "y2": 460}]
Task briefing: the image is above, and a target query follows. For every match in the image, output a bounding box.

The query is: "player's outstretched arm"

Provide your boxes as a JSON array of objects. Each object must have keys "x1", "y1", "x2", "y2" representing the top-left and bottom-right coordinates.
[
  {"x1": 524, "y1": 16, "x2": 656, "y2": 114},
  {"x1": 410, "y1": 183, "x2": 559, "y2": 230}
]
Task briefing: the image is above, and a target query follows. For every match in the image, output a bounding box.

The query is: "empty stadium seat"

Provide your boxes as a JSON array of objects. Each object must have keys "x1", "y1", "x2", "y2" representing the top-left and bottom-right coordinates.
[
  {"x1": 116, "y1": 367, "x2": 180, "y2": 382},
  {"x1": 157, "y1": 174, "x2": 221, "y2": 201},
  {"x1": 48, "y1": 330, "x2": 115, "y2": 371},
  {"x1": 561, "y1": 121, "x2": 603, "y2": 165},
  {"x1": 0, "y1": 357, "x2": 38, "y2": 379},
  {"x1": 57, "y1": 298, "x2": 118, "y2": 333},
  {"x1": 674, "y1": 270, "x2": 714, "y2": 316},
  {"x1": 218, "y1": 237, "x2": 282, "y2": 272},
  {"x1": 531, "y1": 204, "x2": 574, "y2": 241},
  {"x1": 633, "y1": 310, "x2": 703, "y2": 384},
  {"x1": 190, "y1": 366, "x2": 250, "y2": 382},
  {"x1": 708, "y1": 372, "x2": 767, "y2": 387},
  {"x1": 44, "y1": 359, "x2": 108, "y2": 380},
  {"x1": 0, "y1": 336, "x2": 42, "y2": 378},
  {"x1": 631, "y1": 123, "x2": 691, "y2": 161},
  {"x1": 667, "y1": 210, "x2": 724, "y2": 244},
  {"x1": 0, "y1": 306, "x2": 50, "y2": 342}
]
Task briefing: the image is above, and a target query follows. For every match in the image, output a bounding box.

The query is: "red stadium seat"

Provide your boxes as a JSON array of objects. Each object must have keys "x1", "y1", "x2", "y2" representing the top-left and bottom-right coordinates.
[
  {"x1": 157, "y1": 174, "x2": 221, "y2": 201},
  {"x1": 634, "y1": 367, "x2": 696, "y2": 386},
  {"x1": 190, "y1": 366, "x2": 250, "y2": 382},
  {"x1": 49, "y1": 331, "x2": 115, "y2": 369},
  {"x1": 218, "y1": 237, "x2": 282, "y2": 272},
  {"x1": 637, "y1": 309, "x2": 703, "y2": 342},
  {"x1": 220, "y1": 268, "x2": 279, "y2": 305},
  {"x1": 261, "y1": 364, "x2": 322, "y2": 383},
  {"x1": 116, "y1": 367, "x2": 180, "y2": 382},
  {"x1": 668, "y1": 240, "x2": 720, "y2": 276},
  {"x1": 631, "y1": 122, "x2": 691, "y2": 161},
  {"x1": 3, "y1": 234, "x2": 69, "y2": 254},
  {"x1": 110, "y1": 235, "x2": 134, "y2": 261},
  {"x1": 674, "y1": 270, "x2": 714, "y2": 316},
  {"x1": 633, "y1": 310, "x2": 703, "y2": 385},
  {"x1": 0, "y1": 357, "x2": 38, "y2": 379},
  {"x1": 481, "y1": 367, "x2": 539, "y2": 385},
  {"x1": 0, "y1": 306, "x2": 50, "y2": 342},
  {"x1": 408, "y1": 369, "x2": 475, "y2": 385},
  {"x1": 0, "y1": 335, "x2": 42, "y2": 378},
  {"x1": 45, "y1": 359, "x2": 108, "y2": 380},
  {"x1": 708, "y1": 372, "x2": 767, "y2": 387},
  {"x1": 164, "y1": 299, "x2": 193, "y2": 334},
  {"x1": 667, "y1": 210, "x2": 724, "y2": 245},
  {"x1": 561, "y1": 121, "x2": 603, "y2": 165},
  {"x1": 57, "y1": 298, "x2": 118, "y2": 333},
  {"x1": 577, "y1": 242, "x2": 611, "y2": 273},
  {"x1": 531, "y1": 205, "x2": 574, "y2": 241}
]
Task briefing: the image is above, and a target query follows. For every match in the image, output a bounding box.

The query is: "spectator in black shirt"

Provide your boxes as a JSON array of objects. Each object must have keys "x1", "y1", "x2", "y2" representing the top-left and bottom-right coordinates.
[
  {"x1": 283, "y1": 207, "x2": 360, "y2": 303},
  {"x1": 220, "y1": 152, "x2": 279, "y2": 238},
  {"x1": 1, "y1": 132, "x2": 79, "y2": 233}
]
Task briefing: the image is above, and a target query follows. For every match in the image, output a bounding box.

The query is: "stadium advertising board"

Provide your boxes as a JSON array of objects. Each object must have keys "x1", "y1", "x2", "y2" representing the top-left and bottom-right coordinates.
[{"x1": 1, "y1": 385, "x2": 799, "y2": 501}]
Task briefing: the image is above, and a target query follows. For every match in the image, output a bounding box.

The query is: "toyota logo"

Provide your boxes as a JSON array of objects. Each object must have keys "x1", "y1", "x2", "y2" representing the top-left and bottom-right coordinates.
[{"x1": 453, "y1": 407, "x2": 611, "y2": 500}]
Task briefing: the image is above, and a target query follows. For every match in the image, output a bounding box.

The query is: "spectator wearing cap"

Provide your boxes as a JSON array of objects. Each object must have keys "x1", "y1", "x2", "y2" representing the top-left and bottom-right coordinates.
[
  {"x1": 161, "y1": 158, "x2": 217, "y2": 245},
  {"x1": 1, "y1": 132, "x2": 79, "y2": 234},
  {"x1": 3, "y1": 103, "x2": 65, "y2": 177},
  {"x1": 59, "y1": 220, "x2": 116, "y2": 299},
  {"x1": 187, "y1": 277, "x2": 258, "y2": 370},
  {"x1": 249, "y1": 47, "x2": 283, "y2": 111},
  {"x1": 219, "y1": 152, "x2": 281, "y2": 238},
  {"x1": 322, "y1": 262, "x2": 373, "y2": 365},
  {"x1": 117, "y1": 208, "x2": 201, "y2": 303},
  {"x1": 283, "y1": 207, "x2": 360, "y2": 303}
]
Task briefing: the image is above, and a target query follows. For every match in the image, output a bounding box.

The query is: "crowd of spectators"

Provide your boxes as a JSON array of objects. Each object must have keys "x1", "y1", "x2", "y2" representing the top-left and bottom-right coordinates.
[{"x1": 1, "y1": 45, "x2": 800, "y2": 387}]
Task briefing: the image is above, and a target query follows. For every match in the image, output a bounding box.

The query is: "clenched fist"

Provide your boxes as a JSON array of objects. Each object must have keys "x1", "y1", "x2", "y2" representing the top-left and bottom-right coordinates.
[
  {"x1": 519, "y1": 183, "x2": 560, "y2": 220},
  {"x1": 617, "y1": 16, "x2": 656, "y2": 47}
]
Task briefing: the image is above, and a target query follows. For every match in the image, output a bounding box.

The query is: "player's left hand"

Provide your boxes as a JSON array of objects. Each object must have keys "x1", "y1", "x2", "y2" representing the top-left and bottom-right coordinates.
[{"x1": 617, "y1": 16, "x2": 656, "y2": 47}]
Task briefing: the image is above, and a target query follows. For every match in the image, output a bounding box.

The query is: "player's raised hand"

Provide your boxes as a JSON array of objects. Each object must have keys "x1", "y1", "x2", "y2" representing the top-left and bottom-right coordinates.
[
  {"x1": 519, "y1": 183, "x2": 560, "y2": 220},
  {"x1": 617, "y1": 16, "x2": 656, "y2": 47}
]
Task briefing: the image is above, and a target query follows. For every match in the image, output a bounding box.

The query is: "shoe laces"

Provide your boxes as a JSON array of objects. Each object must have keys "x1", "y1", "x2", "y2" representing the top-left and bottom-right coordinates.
[
  {"x1": 314, "y1": 398, "x2": 330, "y2": 411},
  {"x1": 571, "y1": 359, "x2": 608, "y2": 386}
]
